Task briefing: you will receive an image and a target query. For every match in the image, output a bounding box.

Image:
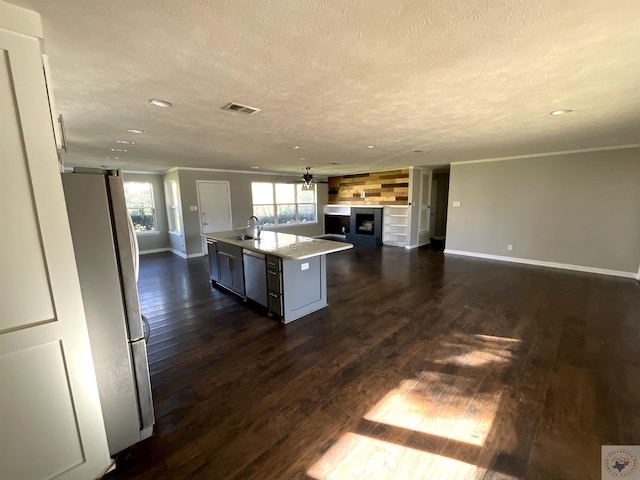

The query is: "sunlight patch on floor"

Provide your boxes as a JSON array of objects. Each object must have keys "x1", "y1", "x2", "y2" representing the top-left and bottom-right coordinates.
[
  {"x1": 307, "y1": 332, "x2": 519, "y2": 478},
  {"x1": 307, "y1": 432, "x2": 486, "y2": 480},
  {"x1": 364, "y1": 373, "x2": 502, "y2": 446},
  {"x1": 433, "y1": 334, "x2": 521, "y2": 368}
]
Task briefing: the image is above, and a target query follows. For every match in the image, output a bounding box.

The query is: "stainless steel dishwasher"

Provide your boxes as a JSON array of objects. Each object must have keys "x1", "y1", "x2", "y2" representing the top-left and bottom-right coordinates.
[{"x1": 242, "y1": 249, "x2": 267, "y2": 307}]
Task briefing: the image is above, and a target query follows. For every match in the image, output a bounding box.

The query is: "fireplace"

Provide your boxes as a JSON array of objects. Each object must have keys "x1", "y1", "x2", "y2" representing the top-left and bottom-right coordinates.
[
  {"x1": 347, "y1": 207, "x2": 383, "y2": 245},
  {"x1": 355, "y1": 213, "x2": 375, "y2": 235}
]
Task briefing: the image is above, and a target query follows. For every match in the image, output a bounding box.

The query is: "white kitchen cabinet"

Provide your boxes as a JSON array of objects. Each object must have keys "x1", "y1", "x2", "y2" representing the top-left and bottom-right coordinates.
[{"x1": 0, "y1": 2, "x2": 111, "y2": 478}]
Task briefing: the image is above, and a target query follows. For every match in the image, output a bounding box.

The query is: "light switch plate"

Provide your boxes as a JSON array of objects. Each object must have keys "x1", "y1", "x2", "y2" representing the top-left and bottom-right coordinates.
[
  {"x1": 452, "y1": 201, "x2": 461, "y2": 207},
  {"x1": 190, "y1": 205, "x2": 198, "y2": 211},
  {"x1": 301, "y1": 262, "x2": 309, "y2": 271}
]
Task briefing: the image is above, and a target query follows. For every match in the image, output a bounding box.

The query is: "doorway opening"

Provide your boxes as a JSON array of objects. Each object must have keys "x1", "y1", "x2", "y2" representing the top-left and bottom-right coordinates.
[{"x1": 429, "y1": 167, "x2": 450, "y2": 250}]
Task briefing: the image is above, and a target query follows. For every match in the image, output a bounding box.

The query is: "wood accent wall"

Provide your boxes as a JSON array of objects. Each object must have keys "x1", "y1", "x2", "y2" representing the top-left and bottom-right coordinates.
[{"x1": 328, "y1": 169, "x2": 409, "y2": 205}]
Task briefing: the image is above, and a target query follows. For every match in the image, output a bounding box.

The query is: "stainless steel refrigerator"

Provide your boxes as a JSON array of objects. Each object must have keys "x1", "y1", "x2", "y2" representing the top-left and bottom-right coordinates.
[{"x1": 62, "y1": 168, "x2": 154, "y2": 456}]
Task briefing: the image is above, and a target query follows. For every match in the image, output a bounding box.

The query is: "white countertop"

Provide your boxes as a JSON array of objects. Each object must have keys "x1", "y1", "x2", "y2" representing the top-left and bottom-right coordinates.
[{"x1": 202, "y1": 230, "x2": 353, "y2": 260}]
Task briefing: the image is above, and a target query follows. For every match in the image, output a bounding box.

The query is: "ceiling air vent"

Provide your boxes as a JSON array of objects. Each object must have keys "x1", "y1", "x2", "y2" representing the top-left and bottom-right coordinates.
[{"x1": 222, "y1": 102, "x2": 261, "y2": 115}]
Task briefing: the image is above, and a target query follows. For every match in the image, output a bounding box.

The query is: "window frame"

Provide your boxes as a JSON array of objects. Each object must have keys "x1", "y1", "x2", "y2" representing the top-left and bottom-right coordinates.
[
  {"x1": 164, "y1": 180, "x2": 182, "y2": 234},
  {"x1": 251, "y1": 182, "x2": 317, "y2": 226},
  {"x1": 123, "y1": 181, "x2": 158, "y2": 234}
]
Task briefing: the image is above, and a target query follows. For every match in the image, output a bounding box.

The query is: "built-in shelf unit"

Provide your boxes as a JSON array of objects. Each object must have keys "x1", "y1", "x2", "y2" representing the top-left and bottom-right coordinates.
[{"x1": 382, "y1": 205, "x2": 410, "y2": 247}]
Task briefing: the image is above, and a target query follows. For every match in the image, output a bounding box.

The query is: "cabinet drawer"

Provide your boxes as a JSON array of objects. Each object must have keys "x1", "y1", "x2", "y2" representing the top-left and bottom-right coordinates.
[
  {"x1": 266, "y1": 255, "x2": 281, "y2": 271},
  {"x1": 268, "y1": 291, "x2": 282, "y2": 316},
  {"x1": 267, "y1": 268, "x2": 282, "y2": 292}
]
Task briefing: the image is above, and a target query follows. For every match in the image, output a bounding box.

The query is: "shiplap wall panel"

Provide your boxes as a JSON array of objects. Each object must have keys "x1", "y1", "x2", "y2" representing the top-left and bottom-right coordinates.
[{"x1": 328, "y1": 169, "x2": 409, "y2": 205}]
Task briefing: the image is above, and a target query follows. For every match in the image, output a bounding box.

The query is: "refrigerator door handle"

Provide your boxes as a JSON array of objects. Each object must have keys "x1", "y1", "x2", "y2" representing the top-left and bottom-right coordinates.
[
  {"x1": 108, "y1": 175, "x2": 144, "y2": 341},
  {"x1": 141, "y1": 314, "x2": 151, "y2": 343},
  {"x1": 131, "y1": 339, "x2": 155, "y2": 431}
]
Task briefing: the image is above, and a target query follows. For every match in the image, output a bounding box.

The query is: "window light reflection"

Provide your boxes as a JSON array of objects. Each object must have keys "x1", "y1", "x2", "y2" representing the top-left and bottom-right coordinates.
[
  {"x1": 364, "y1": 373, "x2": 502, "y2": 446},
  {"x1": 307, "y1": 432, "x2": 485, "y2": 480},
  {"x1": 308, "y1": 333, "x2": 521, "y2": 478},
  {"x1": 433, "y1": 334, "x2": 521, "y2": 368}
]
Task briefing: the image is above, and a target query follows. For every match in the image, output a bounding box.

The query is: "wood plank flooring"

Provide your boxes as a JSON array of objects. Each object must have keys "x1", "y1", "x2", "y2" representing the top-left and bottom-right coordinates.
[{"x1": 105, "y1": 246, "x2": 640, "y2": 479}]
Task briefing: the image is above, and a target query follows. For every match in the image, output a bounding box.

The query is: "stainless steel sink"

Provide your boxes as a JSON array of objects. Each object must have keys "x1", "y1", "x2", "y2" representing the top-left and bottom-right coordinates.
[{"x1": 228, "y1": 234, "x2": 254, "y2": 241}]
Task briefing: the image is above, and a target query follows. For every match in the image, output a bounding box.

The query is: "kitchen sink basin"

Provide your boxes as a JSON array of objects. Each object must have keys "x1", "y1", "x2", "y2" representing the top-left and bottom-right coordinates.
[{"x1": 228, "y1": 234, "x2": 254, "y2": 241}]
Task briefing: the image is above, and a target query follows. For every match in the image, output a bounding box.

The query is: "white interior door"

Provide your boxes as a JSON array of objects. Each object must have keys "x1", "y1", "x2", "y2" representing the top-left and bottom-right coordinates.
[
  {"x1": 197, "y1": 181, "x2": 232, "y2": 253},
  {"x1": 0, "y1": 22, "x2": 110, "y2": 480}
]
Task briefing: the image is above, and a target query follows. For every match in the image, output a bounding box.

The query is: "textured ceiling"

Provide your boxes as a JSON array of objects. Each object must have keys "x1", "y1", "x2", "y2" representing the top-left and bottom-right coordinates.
[{"x1": 11, "y1": 0, "x2": 640, "y2": 175}]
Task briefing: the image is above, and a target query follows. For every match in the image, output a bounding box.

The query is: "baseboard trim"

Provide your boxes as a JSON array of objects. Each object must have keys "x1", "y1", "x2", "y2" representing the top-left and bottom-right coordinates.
[
  {"x1": 406, "y1": 240, "x2": 430, "y2": 250},
  {"x1": 443, "y1": 249, "x2": 637, "y2": 279},
  {"x1": 170, "y1": 249, "x2": 187, "y2": 258},
  {"x1": 187, "y1": 252, "x2": 205, "y2": 258},
  {"x1": 139, "y1": 248, "x2": 172, "y2": 255}
]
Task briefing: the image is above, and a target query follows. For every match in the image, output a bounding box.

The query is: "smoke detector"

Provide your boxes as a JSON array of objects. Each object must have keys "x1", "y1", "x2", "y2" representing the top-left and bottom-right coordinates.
[{"x1": 222, "y1": 102, "x2": 261, "y2": 115}]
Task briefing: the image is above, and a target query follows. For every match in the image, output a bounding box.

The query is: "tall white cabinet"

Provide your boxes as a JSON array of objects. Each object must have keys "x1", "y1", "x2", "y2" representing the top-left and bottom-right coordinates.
[{"x1": 0, "y1": 3, "x2": 111, "y2": 479}]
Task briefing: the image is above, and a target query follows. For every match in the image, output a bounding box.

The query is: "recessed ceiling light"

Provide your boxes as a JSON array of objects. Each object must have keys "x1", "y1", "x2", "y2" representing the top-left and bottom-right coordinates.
[
  {"x1": 149, "y1": 98, "x2": 173, "y2": 108},
  {"x1": 116, "y1": 140, "x2": 135, "y2": 145},
  {"x1": 251, "y1": 166, "x2": 259, "y2": 169},
  {"x1": 111, "y1": 148, "x2": 127, "y2": 152},
  {"x1": 550, "y1": 109, "x2": 573, "y2": 115},
  {"x1": 127, "y1": 129, "x2": 147, "y2": 134},
  {"x1": 105, "y1": 156, "x2": 110, "y2": 159},
  {"x1": 299, "y1": 157, "x2": 308, "y2": 161},
  {"x1": 367, "y1": 145, "x2": 376, "y2": 149},
  {"x1": 291, "y1": 146, "x2": 300, "y2": 150}
]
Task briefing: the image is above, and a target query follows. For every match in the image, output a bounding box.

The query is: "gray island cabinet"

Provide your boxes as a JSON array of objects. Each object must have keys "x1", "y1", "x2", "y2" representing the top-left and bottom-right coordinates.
[{"x1": 202, "y1": 231, "x2": 353, "y2": 323}]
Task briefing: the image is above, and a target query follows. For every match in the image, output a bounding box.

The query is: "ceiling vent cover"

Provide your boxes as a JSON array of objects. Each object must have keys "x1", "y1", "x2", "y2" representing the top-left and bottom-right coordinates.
[{"x1": 222, "y1": 102, "x2": 261, "y2": 115}]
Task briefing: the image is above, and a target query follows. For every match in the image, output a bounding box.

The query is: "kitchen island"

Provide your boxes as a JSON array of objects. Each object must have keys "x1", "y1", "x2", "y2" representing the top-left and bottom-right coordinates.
[{"x1": 202, "y1": 230, "x2": 353, "y2": 323}]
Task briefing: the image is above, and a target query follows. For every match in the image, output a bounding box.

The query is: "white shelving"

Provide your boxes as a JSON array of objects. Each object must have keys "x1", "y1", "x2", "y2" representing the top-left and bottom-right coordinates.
[{"x1": 383, "y1": 205, "x2": 409, "y2": 247}]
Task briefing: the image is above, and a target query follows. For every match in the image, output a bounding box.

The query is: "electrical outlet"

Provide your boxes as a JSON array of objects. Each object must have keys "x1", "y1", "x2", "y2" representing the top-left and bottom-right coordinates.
[
  {"x1": 452, "y1": 201, "x2": 461, "y2": 207},
  {"x1": 190, "y1": 205, "x2": 198, "y2": 211},
  {"x1": 508, "y1": 244, "x2": 513, "y2": 251}
]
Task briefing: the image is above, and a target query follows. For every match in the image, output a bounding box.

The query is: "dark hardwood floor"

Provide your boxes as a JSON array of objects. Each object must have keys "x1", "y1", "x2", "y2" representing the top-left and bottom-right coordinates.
[{"x1": 105, "y1": 245, "x2": 640, "y2": 479}]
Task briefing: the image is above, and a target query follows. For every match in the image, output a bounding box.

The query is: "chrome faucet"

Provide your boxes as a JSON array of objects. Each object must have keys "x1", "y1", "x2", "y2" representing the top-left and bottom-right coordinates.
[{"x1": 247, "y1": 215, "x2": 263, "y2": 239}]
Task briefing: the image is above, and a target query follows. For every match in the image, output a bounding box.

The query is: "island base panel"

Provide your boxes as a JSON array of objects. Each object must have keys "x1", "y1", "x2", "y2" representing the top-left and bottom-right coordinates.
[{"x1": 280, "y1": 256, "x2": 327, "y2": 324}]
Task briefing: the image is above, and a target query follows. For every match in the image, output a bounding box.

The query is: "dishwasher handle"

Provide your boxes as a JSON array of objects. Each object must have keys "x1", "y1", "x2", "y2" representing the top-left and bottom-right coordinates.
[{"x1": 242, "y1": 249, "x2": 265, "y2": 259}]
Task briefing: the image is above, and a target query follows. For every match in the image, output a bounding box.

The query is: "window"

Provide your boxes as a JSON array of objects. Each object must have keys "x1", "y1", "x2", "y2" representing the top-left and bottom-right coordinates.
[
  {"x1": 124, "y1": 182, "x2": 157, "y2": 232},
  {"x1": 251, "y1": 182, "x2": 317, "y2": 226},
  {"x1": 164, "y1": 181, "x2": 182, "y2": 232}
]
